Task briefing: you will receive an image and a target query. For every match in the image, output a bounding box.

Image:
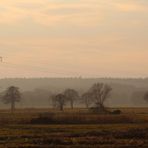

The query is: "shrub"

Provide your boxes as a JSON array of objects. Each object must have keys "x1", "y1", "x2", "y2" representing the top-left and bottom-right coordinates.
[
  {"x1": 89, "y1": 106, "x2": 111, "y2": 114},
  {"x1": 112, "y1": 110, "x2": 122, "y2": 115}
]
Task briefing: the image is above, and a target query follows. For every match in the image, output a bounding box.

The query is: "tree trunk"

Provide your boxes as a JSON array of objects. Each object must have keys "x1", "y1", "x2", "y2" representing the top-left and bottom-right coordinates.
[{"x1": 11, "y1": 101, "x2": 15, "y2": 114}]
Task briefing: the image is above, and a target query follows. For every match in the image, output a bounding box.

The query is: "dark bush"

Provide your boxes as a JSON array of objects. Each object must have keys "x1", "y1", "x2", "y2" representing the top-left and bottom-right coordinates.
[
  {"x1": 112, "y1": 110, "x2": 122, "y2": 115},
  {"x1": 89, "y1": 107, "x2": 110, "y2": 114},
  {"x1": 30, "y1": 112, "x2": 134, "y2": 124}
]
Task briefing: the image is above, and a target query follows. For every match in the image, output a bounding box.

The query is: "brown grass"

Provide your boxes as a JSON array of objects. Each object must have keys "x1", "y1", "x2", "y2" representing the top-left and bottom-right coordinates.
[{"x1": 0, "y1": 108, "x2": 148, "y2": 147}]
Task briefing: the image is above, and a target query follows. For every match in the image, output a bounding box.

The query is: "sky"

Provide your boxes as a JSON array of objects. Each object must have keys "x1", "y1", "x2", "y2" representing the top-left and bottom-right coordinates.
[{"x1": 0, "y1": 0, "x2": 148, "y2": 78}]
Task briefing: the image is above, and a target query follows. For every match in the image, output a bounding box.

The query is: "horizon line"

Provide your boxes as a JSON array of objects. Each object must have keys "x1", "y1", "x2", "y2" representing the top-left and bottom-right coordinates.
[{"x1": 0, "y1": 77, "x2": 148, "y2": 80}]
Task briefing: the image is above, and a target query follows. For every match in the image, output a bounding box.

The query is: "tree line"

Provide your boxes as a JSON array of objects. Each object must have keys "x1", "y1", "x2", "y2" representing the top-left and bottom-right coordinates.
[
  {"x1": 51, "y1": 83, "x2": 112, "y2": 112},
  {"x1": 1, "y1": 82, "x2": 148, "y2": 114},
  {"x1": 0, "y1": 83, "x2": 113, "y2": 113}
]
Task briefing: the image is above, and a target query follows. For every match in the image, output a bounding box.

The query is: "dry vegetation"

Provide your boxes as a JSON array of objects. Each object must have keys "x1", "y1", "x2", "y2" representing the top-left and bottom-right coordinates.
[{"x1": 0, "y1": 108, "x2": 148, "y2": 147}]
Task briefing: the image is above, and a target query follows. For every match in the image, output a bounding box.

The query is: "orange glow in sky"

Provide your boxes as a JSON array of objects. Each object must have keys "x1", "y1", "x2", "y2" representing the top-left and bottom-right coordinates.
[{"x1": 0, "y1": 0, "x2": 148, "y2": 78}]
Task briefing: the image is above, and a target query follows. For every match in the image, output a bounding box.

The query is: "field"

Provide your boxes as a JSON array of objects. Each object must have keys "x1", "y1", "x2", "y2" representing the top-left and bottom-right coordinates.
[{"x1": 0, "y1": 108, "x2": 148, "y2": 148}]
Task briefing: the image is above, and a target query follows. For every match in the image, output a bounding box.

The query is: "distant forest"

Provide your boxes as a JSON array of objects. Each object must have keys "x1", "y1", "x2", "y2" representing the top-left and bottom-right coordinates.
[{"x1": 0, "y1": 78, "x2": 148, "y2": 108}]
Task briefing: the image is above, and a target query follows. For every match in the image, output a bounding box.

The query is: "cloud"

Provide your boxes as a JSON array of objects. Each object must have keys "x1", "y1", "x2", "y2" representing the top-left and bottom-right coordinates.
[
  {"x1": 0, "y1": 0, "x2": 147, "y2": 77},
  {"x1": 115, "y1": 3, "x2": 147, "y2": 12},
  {"x1": 0, "y1": 0, "x2": 100, "y2": 26},
  {"x1": 0, "y1": 0, "x2": 147, "y2": 27}
]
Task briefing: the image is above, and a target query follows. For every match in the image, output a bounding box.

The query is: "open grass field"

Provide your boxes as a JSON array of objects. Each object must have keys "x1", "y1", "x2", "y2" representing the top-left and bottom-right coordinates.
[{"x1": 0, "y1": 108, "x2": 148, "y2": 148}]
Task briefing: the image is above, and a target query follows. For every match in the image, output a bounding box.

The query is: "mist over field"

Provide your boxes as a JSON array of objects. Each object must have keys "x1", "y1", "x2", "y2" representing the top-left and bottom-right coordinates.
[
  {"x1": 0, "y1": 78, "x2": 147, "y2": 108},
  {"x1": 0, "y1": 0, "x2": 147, "y2": 109},
  {"x1": 0, "y1": 0, "x2": 148, "y2": 147}
]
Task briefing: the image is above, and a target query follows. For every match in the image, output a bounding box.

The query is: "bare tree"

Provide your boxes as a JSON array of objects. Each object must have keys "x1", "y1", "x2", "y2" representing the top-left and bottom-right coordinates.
[
  {"x1": 81, "y1": 92, "x2": 92, "y2": 108},
  {"x1": 2, "y1": 86, "x2": 21, "y2": 113},
  {"x1": 52, "y1": 93, "x2": 66, "y2": 111},
  {"x1": 64, "y1": 89, "x2": 79, "y2": 109},
  {"x1": 89, "y1": 83, "x2": 112, "y2": 112}
]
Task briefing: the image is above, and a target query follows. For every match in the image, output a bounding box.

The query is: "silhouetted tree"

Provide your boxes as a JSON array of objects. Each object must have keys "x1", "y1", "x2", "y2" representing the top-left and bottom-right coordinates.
[
  {"x1": 89, "y1": 83, "x2": 112, "y2": 112},
  {"x1": 2, "y1": 86, "x2": 21, "y2": 113},
  {"x1": 52, "y1": 94, "x2": 66, "y2": 111},
  {"x1": 64, "y1": 89, "x2": 79, "y2": 109},
  {"x1": 81, "y1": 92, "x2": 92, "y2": 108}
]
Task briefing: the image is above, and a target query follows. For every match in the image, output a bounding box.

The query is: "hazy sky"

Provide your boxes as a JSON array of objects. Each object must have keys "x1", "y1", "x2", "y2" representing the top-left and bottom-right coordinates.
[{"x1": 0, "y1": 0, "x2": 148, "y2": 78}]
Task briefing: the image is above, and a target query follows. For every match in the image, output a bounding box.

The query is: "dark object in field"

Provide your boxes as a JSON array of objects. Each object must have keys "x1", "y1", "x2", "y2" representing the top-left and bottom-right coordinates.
[
  {"x1": 112, "y1": 110, "x2": 122, "y2": 115},
  {"x1": 30, "y1": 112, "x2": 133, "y2": 124},
  {"x1": 89, "y1": 106, "x2": 111, "y2": 114}
]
